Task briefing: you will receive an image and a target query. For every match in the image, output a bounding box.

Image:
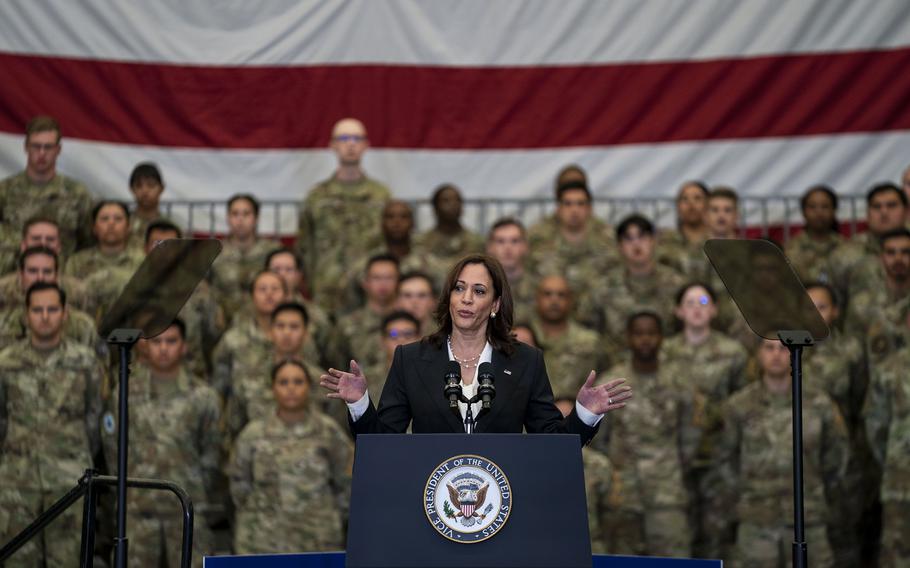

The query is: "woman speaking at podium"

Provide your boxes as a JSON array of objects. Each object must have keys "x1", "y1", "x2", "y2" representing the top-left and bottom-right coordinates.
[{"x1": 321, "y1": 254, "x2": 631, "y2": 444}]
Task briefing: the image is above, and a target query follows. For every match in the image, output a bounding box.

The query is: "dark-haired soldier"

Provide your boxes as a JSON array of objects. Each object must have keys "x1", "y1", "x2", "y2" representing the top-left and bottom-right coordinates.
[
  {"x1": 65, "y1": 200, "x2": 144, "y2": 280},
  {"x1": 656, "y1": 180, "x2": 711, "y2": 278},
  {"x1": 588, "y1": 214, "x2": 685, "y2": 346},
  {"x1": 0, "y1": 282, "x2": 105, "y2": 565},
  {"x1": 844, "y1": 228, "x2": 910, "y2": 337},
  {"x1": 486, "y1": 217, "x2": 535, "y2": 322},
  {"x1": 362, "y1": 310, "x2": 421, "y2": 404},
  {"x1": 0, "y1": 242, "x2": 88, "y2": 311},
  {"x1": 101, "y1": 319, "x2": 220, "y2": 567},
  {"x1": 127, "y1": 161, "x2": 178, "y2": 248},
  {"x1": 592, "y1": 311, "x2": 698, "y2": 557},
  {"x1": 784, "y1": 185, "x2": 847, "y2": 283},
  {"x1": 527, "y1": 177, "x2": 618, "y2": 329},
  {"x1": 0, "y1": 115, "x2": 95, "y2": 261},
  {"x1": 413, "y1": 183, "x2": 485, "y2": 266}
]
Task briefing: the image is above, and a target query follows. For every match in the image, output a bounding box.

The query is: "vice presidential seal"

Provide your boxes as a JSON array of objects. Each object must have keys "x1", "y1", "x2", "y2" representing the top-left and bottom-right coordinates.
[{"x1": 424, "y1": 454, "x2": 512, "y2": 543}]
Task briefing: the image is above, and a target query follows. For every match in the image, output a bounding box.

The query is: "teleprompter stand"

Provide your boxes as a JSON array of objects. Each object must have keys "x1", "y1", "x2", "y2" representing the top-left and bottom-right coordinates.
[
  {"x1": 99, "y1": 239, "x2": 221, "y2": 568},
  {"x1": 703, "y1": 239, "x2": 829, "y2": 568}
]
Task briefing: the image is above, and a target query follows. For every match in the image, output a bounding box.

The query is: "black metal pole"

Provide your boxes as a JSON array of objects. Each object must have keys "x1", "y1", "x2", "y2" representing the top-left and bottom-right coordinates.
[
  {"x1": 79, "y1": 469, "x2": 98, "y2": 568},
  {"x1": 114, "y1": 342, "x2": 131, "y2": 568},
  {"x1": 0, "y1": 479, "x2": 87, "y2": 562},
  {"x1": 789, "y1": 343, "x2": 808, "y2": 568}
]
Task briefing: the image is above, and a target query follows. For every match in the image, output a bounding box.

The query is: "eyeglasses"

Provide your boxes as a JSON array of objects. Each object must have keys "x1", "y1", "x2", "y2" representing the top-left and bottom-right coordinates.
[
  {"x1": 27, "y1": 142, "x2": 58, "y2": 152},
  {"x1": 387, "y1": 329, "x2": 418, "y2": 339},
  {"x1": 333, "y1": 134, "x2": 365, "y2": 143}
]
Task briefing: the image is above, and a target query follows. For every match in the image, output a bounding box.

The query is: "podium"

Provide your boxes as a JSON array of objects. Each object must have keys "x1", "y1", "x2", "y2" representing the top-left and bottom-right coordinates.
[{"x1": 347, "y1": 434, "x2": 591, "y2": 568}]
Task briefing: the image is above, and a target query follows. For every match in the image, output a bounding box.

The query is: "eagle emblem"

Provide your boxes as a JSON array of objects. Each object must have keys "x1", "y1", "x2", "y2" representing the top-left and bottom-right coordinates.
[{"x1": 446, "y1": 476, "x2": 490, "y2": 526}]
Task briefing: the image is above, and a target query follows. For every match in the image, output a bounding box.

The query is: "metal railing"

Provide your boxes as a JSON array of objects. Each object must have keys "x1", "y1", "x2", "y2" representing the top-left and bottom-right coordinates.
[
  {"x1": 0, "y1": 469, "x2": 194, "y2": 568},
  {"x1": 158, "y1": 194, "x2": 868, "y2": 242}
]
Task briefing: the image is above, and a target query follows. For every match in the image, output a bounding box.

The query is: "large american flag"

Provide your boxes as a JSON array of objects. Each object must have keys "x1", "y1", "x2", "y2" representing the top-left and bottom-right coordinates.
[{"x1": 1, "y1": 1, "x2": 908, "y2": 231}]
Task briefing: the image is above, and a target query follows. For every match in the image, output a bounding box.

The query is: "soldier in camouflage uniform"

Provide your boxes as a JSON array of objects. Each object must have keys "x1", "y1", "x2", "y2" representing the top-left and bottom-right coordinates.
[
  {"x1": 486, "y1": 218, "x2": 535, "y2": 324},
  {"x1": 101, "y1": 321, "x2": 220, "y2": 567},
  {"x1": 361, "y1": 310, "x2": 422, "y2": 404},
  {"x1": 0, "y1": 282, "x2": 104, "y2": 566},
  {"x1": 229, "y1": 359, "x2": 353, "y2": 553},
  {"x1": 126, "y1": 162, "x2": 179, "y2": 251},
  {"x1": 413, "y1": 184, "x2": 485, "y2": 267},
  {"x1": 591, "y1": 312, "x2": 699, "y2": 557},
  {"x1": 0, "y1": 245, "x2": 88, "y2": 312},
  {"x1": 297, "y1": 118, "x2": 392, "y2": 312},
  {"x1": 327, "y1": 254, "x2": 399, "y2": 371},
  {"x1": 336, "y1": 200, "x2": 447, "y2": 315},
  {"x1": 554, "y1": 397, "x2": 617, "y2": 555},
  {"x1": 865, "y1": 295, "x2": 910, "y2": 377},
  {"x1": 661, "y1": 282, "x2": 748, "y2": 558},
  {"x1": 529, "y1": 275, "x2": 611, "y2": 400},
  {"x1": 826, "y1": 183, "x2": 907, "y2": 314},
  {"x1": 211, "y1": 270, "x2": 287, "y2": 404},
  {"x1": 656, "y1": 181, "x2": 711, "y2": 279},
  {"x1": 710, "y1": 339, "x2": 848, "y2": 567},
  {"x1": 844, "y1": 228, "x2": 910, "y2": 338},
  {"x1": 783, "y1": 185, "x2": 846, "y2": 284},
  {"x1": 0, "y1": 116, "x2": 95, "y2": 262},
  {"x1": 65, "y1": 201, "x2": 144, "y2": 281},
  {"x1": 526, "y1": 180, "x2": 619, "y2": 330},
  {"x1": 865, "y1": 347, "x2": 910, "y2": 567},
  {"x1": 266, "y1": 248, "x2": 332, "y2": 364},
  {"x1": 209, "y1": 194, "x2": 280, "y2": 323},
  {"x1": 395, "y1": 272, "x2": 437, "y2": 336},
  {"x1": 587, "y1": 214, "x2": 685, "y2": 346}
]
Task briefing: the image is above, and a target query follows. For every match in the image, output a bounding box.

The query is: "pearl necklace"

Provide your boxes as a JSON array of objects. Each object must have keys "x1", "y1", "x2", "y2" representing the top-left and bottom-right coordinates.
[{"x1": 448, "y1": 335, "x2": 482, "y2": 369}]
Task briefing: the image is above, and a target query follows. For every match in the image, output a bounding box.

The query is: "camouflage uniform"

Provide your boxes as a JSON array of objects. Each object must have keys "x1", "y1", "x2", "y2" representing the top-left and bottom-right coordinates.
[
  {"x1": 711, "y1": 382, "x2": 848, "y2": 567},
  {"x1": 0, "y1": 272, "x2": 90, "y2": 312},
  {"x1": 529, "y1": 318, "x2": 611, "y2": 400},
  {"x1": 0, "y1": 223, "x2": 18, "y2": 275},
  {"x1": 210, "y1": 315, "x2": 273, "y2": 405},
  {"x1": 127, "y1": 212, "x2": 178, "y2": 252},
  {"x1": 208, "y1": 238, "x2": 279, "y2": 323},
  {"x1": 412, "y1": 227, "x2": 485, "y2": 269},
  {"x1": 64, "y1": 246, "x2": 144, "y2": 281},
  {"x1": 588, "y1": 265, "x2": 686, "y2": 346},
  {"x1": 0, "y1": 338, "x2": 104, "y2": 566},
  {"x1": 229, "y1": 411, "x2": 354, "y2": 553},
  {"x1": 325, "y1": 306, "x2": 386, "y2": 372},
  {"x1": 844, "y1": 280, "x2": 909, "y2": 339},
  {"x1": 525, "y1": 215, "x2": 619, "y2": 329},
  {"x1": 508, "y1": 272, "x2": 537, "y2": 326},
  {"x1": 0, "y1": 172, "x2": 95, "y2": 259},
  {"x1": 0, "y1": 304, "x2": 105, "y2": 359},
  {"x1": 101, "y1": 365, "x2": 221, "y2": 567},
  {"x1": 361, "y1": 356, "x2": 392, "y2": 406},
  {"x1": 582, "y1": 447, "x2": 616, "y2": 555},
  {"x1": 863, "y1": 348, "x2": 910, "y2": 567},
  {"x1": 660, "y1": 330, "x2": 749, "y2": 557},
  {"x1": 591, "y1": 361, "x2": 699, "y2": 557},
  {"x1": 782, "y1": 231, "x2": 845, "y2": 284},
  {"x1": 297, "y1": 176, "x2": 391, "y2": 311},
  {"x1": 825, "y1": 232, "x2": 880, "y2": 312},
  {"x1": 655, "y1": 229, "x2": 709, "y2": 281},
  {"x1": 864, "y1": 295, "x2": 910, "y2": 373}
]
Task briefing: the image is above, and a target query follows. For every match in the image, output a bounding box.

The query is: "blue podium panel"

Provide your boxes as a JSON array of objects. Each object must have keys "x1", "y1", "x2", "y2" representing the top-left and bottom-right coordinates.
[
  {"x1": 347, "y1": 434, "x2": 591, "y2": 568},
  {"x1": 204, "y1": 553, "x2": 721, "y2": 567}
]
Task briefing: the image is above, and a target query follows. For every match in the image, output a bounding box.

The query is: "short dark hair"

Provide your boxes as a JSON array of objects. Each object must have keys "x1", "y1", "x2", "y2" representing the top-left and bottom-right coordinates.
[
  {"x1": 555, "y1": 164, "x2": 588, "y2": 192},
  {"x1": 427, "y1": 254, "x2": 516, "y2": 356},
  {"x1": 265, "y1": 247, "x2": 302, "y2": 271},
  {"x1": 398, "y1": 270, "x2": 436, "y2": 296},
  {"x1": 709, "y1": 186, "x2": 739, "y2": 205},
  {"x1": 227, "y1": 193, "x2": 260, "y2": 216},
  {"x1": 800, "y1": 184, "x2": 840, "y2": 233},
  {"x1": 677, "y1": 180, "x2": 710, "y2": 199},
  {"x1": 556, "y1": 180, "x2": 592, "y2": 202},
  {"x1": 22, "y1": 216, "x2": 59, "y2": 238},
  {"x1": 18, "y1": 246, "x2": 58, "y2": 272},
  {"x1": 803, "y1": 281, "x2": 837, "y2": 307},
  {"x1": 145, "y1": 220, "x2": 182, "y2": 244},
  {"x1": 166, "y1": 317, "x2": 187, "y2": 339},
  {"x1": 25, "y1": 281, "x2": 66, "y2": 308},
  {"x1": 431, "y1": 183, "x2": 461, "y2": 209},
  {"x1": 92, "y1": 200, "x2": 131, "y2": 223},
  {"x1": 616, "y1": 213, "x2": 655, "y2": 240},
  {"x1": 270, "y1": 301, "x2": 310, "y2": 327},
  {"x1": 626, "y1": 310, "x2": 663, "y2": 332},
  {"x1": 270, "y1": 358, "x2": 310, "y2": 384},
  {"x1": 381, "y1": 310, "x2": 421, "y2": 335},
  {"x1": 26, "y1": 115, "x2": 61, "y2": 143},
  {"x1": 867, "y1": 182, "x2": 908, "y2": 208},
  {"x1": 675, "y1": 281, "x2": 718, "y2": 306},
  {"x1": 879, "y1": 227, "x2": 910, "y2": 248},
  {"x1": 487, "y1": 217, "x2": 526, "y2": 240},
  {"x1": 129, "y1": 162, "x2": 163, "y2": 188},
  {"x1": 366, "y1": 253, "x2": 400, "y2": 274}
]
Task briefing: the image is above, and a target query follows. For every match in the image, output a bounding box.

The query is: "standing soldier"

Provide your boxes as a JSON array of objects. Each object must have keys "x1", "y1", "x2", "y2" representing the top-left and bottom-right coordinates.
[
  {"x1": 413, "y1": 184, "x2": 485, "y2": 266},
  {"x1": 592, "y1": 311, "x2": 698, "y2": 557},
  {"x1": 65, "y1": 201, "x2": 144, "y2": 280},
  {"x1": 844, "y1": 228, "x2": 910, "y2": 337},
  {"x1": 710, "y1": 339, "x2": 848, "y2": 566},
  {"x1": 783, "y1": 185, "x2": 846, "y2": 284},
  {"x1": 486, "y1": 218, "x2": 535, "y2": 323},
  {"x1": 101, "y1": 319, "x2": 221, "y2": 566},
  {"x1": 0, "y1": 282, "x2": 104, "y2": 565},
  {"x1": 297, "y1": 118, "x2": 392, "y2": 311},
  {"x1": 229, "y1": 359, "x2": 353, "y2": 553},
  {"x1": 127, "y1": 162, "x2": 177, "y2": 251},
  {"x1": 0, "y1": 115, "x2": 95, "y2": 261},
  {"x1": 656, "y1": 181, "x2": 711, "y2": 279},
  {"x1": 361, "y1": 310, "x2": 422, "y2": 404}
]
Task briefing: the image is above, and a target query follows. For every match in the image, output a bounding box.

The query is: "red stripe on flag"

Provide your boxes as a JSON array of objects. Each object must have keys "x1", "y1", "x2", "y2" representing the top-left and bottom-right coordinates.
[{"x1": 1, "y1": 48, "x2": 909, "y2": 149}]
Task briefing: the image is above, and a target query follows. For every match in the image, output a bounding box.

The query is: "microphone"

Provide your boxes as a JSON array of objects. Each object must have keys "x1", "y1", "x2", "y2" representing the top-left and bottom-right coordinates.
[
  {"x1": 477, "y1": 362, "x2": 496, "y2": 409},
  {"x1": 444, "y1": 361, "x2": 462, "y2": 408}
]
